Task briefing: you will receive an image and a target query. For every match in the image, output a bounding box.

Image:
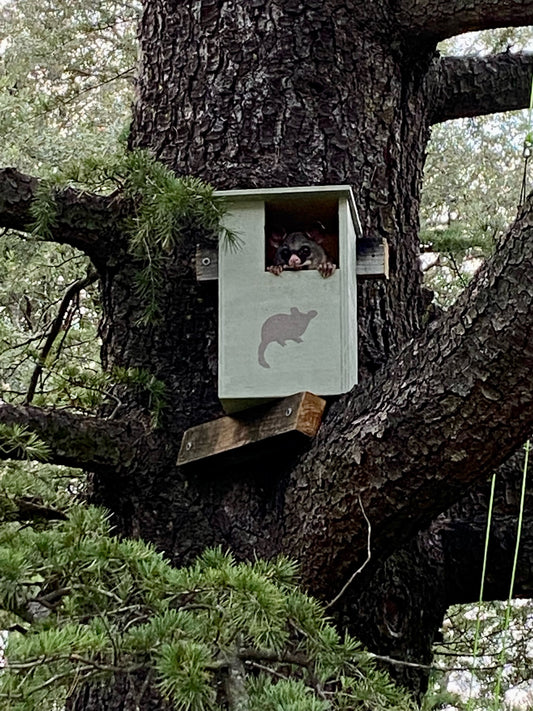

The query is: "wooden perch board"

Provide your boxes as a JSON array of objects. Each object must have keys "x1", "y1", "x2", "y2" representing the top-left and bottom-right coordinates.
[{"x1": 177, "y1": 391, "x2": 326, "y2": 466}]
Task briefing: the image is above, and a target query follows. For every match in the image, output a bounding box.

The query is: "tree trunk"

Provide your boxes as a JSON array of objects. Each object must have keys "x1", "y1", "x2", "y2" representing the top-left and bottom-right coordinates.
[
  {"x1": 131, "y1": 0, "x2": 431, "y2": 373},
  {"x1": 80, "y1": 3, "x2": 433, "y2": 564},
  {"x1": 69, "y1": 3, "x2": 437, "y2": 701}
]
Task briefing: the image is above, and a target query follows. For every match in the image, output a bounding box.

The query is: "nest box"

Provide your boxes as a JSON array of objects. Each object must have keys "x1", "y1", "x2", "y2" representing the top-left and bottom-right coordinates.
[{"x1": 215, "y1": 185, "x2": 362, "y2": 413}]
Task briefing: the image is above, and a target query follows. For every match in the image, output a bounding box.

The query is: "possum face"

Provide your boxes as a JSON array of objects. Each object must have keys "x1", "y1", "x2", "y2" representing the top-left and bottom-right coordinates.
[{"x1": 275, "y1": 232, "x2": 327, "y2": 270}]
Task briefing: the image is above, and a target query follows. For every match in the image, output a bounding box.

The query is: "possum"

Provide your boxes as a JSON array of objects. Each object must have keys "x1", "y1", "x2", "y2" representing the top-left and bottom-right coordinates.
[
  {"x1": 258, "y1": 307, "x2": 317, "y2": 368},
  {"x1": 268, "y1": 231, "x2": 336, "y2": 278}
]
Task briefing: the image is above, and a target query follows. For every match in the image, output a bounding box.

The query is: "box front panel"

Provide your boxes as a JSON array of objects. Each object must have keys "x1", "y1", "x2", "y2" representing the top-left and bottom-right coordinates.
[{"x1": 219, "y1": 201, "x2": 344, "y2": 400}]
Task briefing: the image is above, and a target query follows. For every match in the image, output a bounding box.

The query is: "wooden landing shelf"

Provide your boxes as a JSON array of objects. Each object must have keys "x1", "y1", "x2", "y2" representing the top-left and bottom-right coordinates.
[{"x1": 177, "y1": 391, "x2": 326, "y2": 467}]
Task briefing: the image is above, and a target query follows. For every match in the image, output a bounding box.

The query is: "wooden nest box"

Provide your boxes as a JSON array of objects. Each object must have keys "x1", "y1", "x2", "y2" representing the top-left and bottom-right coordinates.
[{"x1": 215, "y1": 185, "x2": 364, "y2": 413}]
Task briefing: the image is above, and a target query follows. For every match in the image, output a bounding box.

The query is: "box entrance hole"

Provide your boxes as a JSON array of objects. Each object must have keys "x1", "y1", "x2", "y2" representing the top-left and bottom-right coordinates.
[{"x1": 264, "y1": 194, "x2": 340, "y2": 271}]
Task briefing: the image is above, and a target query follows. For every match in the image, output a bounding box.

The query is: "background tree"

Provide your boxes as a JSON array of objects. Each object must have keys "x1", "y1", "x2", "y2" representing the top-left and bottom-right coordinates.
[{"x1": 2, "y1": 1, "x2": 533, "y2": 709}]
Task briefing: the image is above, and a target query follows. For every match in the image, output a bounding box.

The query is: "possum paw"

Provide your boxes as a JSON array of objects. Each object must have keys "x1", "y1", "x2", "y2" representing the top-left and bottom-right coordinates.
[{"x1": 318, "y1": 262, "x2": 336, "y2": 278}]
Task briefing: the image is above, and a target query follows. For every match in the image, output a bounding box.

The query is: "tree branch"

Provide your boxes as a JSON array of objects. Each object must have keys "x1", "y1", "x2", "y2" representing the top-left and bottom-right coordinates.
[
  {"x1": 0, "y1": 167, "x2": 127, "y2": 265},
  {"x1": 283, "y1": 195, "x2": 533, "y2": 595},
  {"x1": 396, "y1": 0, "x2": 533, "y2": 42},
  {"x1": 25, "y1": 271, "x2": 99, "y2": 405},
  {"x1": 5, "y1": 496, "x2": 69, "y2": 522},
  {"x1": 429, "y1": 52, "x2": 533, "y2": 124},
  {"x1": 0, "y1": 403, "x2": 143, "y2": 472}
]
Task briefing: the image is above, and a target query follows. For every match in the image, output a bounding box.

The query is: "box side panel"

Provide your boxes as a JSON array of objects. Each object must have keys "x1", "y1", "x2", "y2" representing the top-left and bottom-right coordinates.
[{"x1": 339, "y1": 197, "x2": 358, "y2": 391}]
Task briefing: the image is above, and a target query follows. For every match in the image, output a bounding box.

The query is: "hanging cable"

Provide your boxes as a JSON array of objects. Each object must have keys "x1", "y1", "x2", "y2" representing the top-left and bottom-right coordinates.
[
  {"x1": 519, "y1": 77, "x2": 533, "y2": 208},
  {"x1": 466, "y1": 472, "x2": 497, "y2": 711},
  {"x1": 492, "y1": 441, "x2": 530, "y2": 701}
]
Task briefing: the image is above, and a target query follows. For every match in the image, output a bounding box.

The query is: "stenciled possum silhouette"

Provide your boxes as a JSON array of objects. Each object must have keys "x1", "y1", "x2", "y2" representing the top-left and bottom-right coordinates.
[
  {"x1": 258, "y1": 307, "x2": 318, "y2": 369},
  {"x1": 267, "y1": 223, "x2": 337, "y2": 278}
]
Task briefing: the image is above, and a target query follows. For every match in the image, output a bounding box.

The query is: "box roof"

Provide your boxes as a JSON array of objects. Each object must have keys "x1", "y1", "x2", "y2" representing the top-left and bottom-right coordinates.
[{"x1": 214, "y1": 185, "x2": 362, "y2": 238}]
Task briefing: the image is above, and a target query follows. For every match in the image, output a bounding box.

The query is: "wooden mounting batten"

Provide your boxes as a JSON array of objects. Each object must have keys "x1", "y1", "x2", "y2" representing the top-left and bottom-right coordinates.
[
  {"x1": 195, "y1": 236, "x2": 389, "y2": 282},
  {"x1": 177, "y1": 391, "x2": 326, "y2": 466},
  {"x1": 355, "y1": 237, "x2": 389, "y2": 279}
]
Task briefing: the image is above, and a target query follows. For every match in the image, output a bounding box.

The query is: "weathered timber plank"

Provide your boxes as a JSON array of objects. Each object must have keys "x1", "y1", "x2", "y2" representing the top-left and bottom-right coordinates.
[
  {"x1": 195, "y1": 246, "x2": 219, "y2": 281},
  {"x1": 177, "y1": 391, "x2": 326, "y2": 466},
  {"x1": 356, "y1": 237, "x2": 389, "y2": 279}
]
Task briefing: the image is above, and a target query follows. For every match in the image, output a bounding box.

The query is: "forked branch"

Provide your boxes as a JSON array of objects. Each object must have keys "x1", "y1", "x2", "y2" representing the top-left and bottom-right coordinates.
[
  {"x1": 0, "y1": 402, "x2": 143, "y2": 472},
  {"x1": 284, "y1": 195, "x2": 533, "y2": 593},
  {"x1": 0, "y1": 167, "x2": 127, "y2": 265}
]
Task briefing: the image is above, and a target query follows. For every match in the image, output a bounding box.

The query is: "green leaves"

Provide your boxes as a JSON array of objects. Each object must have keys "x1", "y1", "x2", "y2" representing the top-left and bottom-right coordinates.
[
  {"x1": 0, "y1": 0, "x2": 137, "y2": 173},
  {"x1": 111, "y1": 366, "x2": 167, "y2": 427},
  {"x1": 0, "y1": 233, "x2": 101, "y2": 412},
  {"x1": 420, "y1": 29, "x2": 533, "y2": 307},
  {"x1": 247, "y1": 677, "x2": 330, "y2": 711}
]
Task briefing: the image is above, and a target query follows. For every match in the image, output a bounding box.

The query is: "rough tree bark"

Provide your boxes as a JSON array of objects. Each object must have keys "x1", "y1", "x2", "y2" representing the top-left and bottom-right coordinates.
[{"x1": 2, "y1": 0, "x2": 533, "y2": 706}]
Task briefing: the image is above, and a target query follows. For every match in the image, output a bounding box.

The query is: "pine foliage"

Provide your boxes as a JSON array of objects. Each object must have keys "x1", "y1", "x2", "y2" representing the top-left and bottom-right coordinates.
[
  {"x1": 30, "y1": 146, "x2": 238, "y2": 322},
  {"x1": 0, "y1": 424, "x2": 51, "y2": 461},
  {"x1": 0, "y1": 499, "x2": 416, "y2": 711}
]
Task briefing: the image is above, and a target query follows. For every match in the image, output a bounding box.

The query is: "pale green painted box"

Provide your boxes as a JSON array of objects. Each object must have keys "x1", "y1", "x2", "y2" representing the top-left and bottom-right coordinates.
[{"x1": 217, "y1": 186, "x2": 361, "y2": 413}]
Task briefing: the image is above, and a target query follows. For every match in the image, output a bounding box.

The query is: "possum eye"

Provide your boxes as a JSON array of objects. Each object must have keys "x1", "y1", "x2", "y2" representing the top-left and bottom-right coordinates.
[
  {"x1": 280, "y1": 247, "x2": 291, "y2": 262},
  {"x1": 298, "y1": 245, "x2": 311, "y2": 260}
]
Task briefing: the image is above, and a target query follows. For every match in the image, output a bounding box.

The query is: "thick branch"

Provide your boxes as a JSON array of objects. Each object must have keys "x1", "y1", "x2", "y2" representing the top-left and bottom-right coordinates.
[
  {"x1": 0, "y1": 403, "x2": 143, "y2": 472},
  {"x1": 429, "y1": 52, "x2": 533, "y2": 124},
  {"x1": 284, "y1": 196, "x2": 533, "y2": 595},
  {"x1": 397, "y1": 0, "x2": 533, "y2": 42},
  {"x1": 0, "y1": 168, "x2": 127, "y2": 264}
]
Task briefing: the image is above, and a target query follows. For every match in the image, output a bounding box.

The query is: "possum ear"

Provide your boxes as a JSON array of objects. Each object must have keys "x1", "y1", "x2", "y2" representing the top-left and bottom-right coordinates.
[
  {"x1": 307, "y1": 221, "x2": 326, "y2": 243},
  {"x1": 270, "y1": 225, "x2": 286, "y2": 246}
]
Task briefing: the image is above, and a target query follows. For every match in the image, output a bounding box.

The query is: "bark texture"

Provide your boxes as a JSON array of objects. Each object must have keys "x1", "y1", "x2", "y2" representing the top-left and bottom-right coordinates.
[
  {"x1": 343, "y1": 445, "x2": 533, "y2": 695},
  {"x1": 396, "y1": 0, "x2": 533, "y2": 41},
  {"x1": 439, "y1": 448, "x2": 533, "y2": 605},
  {"x1": 0, "y1": 167, "x2": 126, "y2": 268},
  {"x1": 284, "y1": 200, "x2": 533, "y2": 592},
  {"x1": 430, "y1": 52, "x2": 533, "y2": 123},
  {"x1": 131, "y1": 0, "x2": 432, "y2": 373}
]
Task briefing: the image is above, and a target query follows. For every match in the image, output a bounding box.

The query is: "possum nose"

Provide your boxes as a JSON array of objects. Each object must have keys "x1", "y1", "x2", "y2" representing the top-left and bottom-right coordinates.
[{"x1": 288, "y1": 254, "x2": 301, "y2": 267}]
